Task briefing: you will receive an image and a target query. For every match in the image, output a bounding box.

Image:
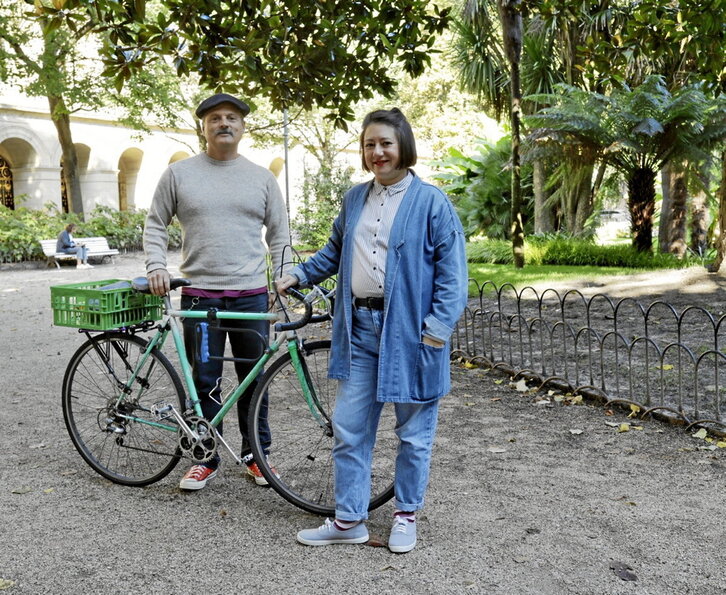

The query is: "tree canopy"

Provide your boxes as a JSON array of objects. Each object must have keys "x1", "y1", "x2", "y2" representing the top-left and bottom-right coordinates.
[{"x1": 32, "y1": 0, "x2": 450, "y2": 129}]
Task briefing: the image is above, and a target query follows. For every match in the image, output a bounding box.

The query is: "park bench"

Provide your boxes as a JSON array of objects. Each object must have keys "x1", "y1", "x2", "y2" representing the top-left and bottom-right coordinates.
[{"x1": 40, "y1": 237, "x2": 120, "y2": 268}]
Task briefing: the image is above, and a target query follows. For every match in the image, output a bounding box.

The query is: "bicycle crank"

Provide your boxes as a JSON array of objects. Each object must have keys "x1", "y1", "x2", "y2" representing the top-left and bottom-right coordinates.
[{"x1": 178, "y1": 416, "x2": 218, "y2": 463}]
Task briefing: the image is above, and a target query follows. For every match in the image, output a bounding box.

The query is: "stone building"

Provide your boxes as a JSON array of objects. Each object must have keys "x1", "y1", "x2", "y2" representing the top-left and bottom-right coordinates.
[{"x1": 0, "y1": 90, "x2": 296, "y2": 216}]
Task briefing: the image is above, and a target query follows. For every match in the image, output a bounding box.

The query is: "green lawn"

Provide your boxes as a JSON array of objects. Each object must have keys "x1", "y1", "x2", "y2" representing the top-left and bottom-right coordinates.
[{"x1": 467, "y1": 263, "x2": 684, "y2": 293}]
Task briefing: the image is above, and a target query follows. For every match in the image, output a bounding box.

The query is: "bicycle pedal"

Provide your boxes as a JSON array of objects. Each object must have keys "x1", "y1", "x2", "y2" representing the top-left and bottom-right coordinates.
[{"x1": 150, "y1": 401, "x2": 174, "y2": 419}]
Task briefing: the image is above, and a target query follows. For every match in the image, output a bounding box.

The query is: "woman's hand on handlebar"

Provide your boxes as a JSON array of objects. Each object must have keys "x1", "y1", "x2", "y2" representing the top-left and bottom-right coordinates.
[
  {"x1": 275, "y1": 273, "x2": 299, "y2": 297},
  {"x1": 147, "y1": 268, "x2": 171, "y2": 296}
]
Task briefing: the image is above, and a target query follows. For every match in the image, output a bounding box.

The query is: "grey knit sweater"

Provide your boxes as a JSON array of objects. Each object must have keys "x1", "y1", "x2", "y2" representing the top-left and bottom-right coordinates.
[{"x1": 143, "y1": 152, "x2": 290, "y2": 290}]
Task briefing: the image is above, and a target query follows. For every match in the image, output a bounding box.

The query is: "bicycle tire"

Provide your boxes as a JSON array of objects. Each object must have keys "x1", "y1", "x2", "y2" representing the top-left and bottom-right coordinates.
[
  {"x1": 249, "y1": 340, "x2": 395, "y2": 515},
  {"x1": 62, "y1": 332, "x2": 185, "y2": 487}
]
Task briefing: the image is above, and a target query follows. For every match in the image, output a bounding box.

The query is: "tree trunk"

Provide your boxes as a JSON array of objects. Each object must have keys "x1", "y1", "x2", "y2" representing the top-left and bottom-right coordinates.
[
  {"x1": 666, "y1": 169, "x2": 688, "y2": 257},
  {"x1": 658, "y1": 164, "x2": 672, "y2": 253},
  {"x1": 628, "y1": 167, "x2": 656, "y2": 253},
  {"x1": 533, "y1": 159, "x2": 555, "y2": 234},
  {"x1": 689, "y1": 171, "x2": 710, "y2": 257},
  {"x1": 573, "y1": 163, "x2": 595, "y2": 235},
  {"x1": 498, "y1": 0, "x2": 524, "y2": 268},
  {"x1": 708, "y1": 150, "x2": 726, "y2": 272},
  {"x1": 48, "y1": 94, "x2": 84, "y2": 216}
]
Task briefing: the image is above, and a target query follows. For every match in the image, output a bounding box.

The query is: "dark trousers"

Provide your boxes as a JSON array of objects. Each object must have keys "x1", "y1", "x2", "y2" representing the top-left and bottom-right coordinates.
[{"x1": 181, "y1": 292, "x2": 271, "y2": 467}]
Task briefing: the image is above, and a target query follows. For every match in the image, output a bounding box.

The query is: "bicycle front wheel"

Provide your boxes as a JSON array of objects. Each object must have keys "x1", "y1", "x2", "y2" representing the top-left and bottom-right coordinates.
[
  {"x1": 62, "y1": 332, "x2": 185, "y2": 486},
  {"x1": 249, "y1": 340, "x2": 395, "y2": 515}
]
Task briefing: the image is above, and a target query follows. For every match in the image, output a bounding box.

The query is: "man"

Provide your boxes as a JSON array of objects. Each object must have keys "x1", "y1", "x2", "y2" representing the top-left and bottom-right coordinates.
[{"x1": 143, "y1": 93, "x2": 290, "y2": 490}]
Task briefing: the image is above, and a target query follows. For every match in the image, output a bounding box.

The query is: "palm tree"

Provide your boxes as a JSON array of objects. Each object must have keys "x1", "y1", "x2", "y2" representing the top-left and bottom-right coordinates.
[
  {"x1": 451, "y1": 0, "x2": 627, "y2": 238},
  {"x1": 525, "y1": 75, "x2": 724, "y2": 252}
]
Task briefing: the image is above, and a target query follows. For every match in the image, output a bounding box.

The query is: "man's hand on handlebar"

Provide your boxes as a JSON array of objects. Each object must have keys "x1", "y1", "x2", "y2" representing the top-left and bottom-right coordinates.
[
  {"x1": 275, "y1": 273, "x2": 299, "y2": 297},
  {"x1": 147, "y1": 268, "x2": 171, "y2": 296}
]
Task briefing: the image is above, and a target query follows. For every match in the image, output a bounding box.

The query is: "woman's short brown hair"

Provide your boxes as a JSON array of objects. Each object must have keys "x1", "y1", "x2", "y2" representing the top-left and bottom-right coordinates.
[{"x1": 359, "y1": 108, "x2": 417, "y2": 172}]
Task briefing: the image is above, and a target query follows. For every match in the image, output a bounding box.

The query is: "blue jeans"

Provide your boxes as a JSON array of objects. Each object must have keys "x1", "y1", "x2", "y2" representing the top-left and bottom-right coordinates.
[
  {"x1": 332, "y1": 306, "x2": 441, "y2": 521},
  {"x1": 62, "y1": 246, "x2": 88, "y2": 263},
  {"x1": 181, "y1": 292, "x2": 270, "y2": 467}
]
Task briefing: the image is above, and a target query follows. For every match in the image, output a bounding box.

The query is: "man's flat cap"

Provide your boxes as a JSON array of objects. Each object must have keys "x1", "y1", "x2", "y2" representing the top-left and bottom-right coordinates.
[{"x1": 195, "y1": 93, "x2": 250, "y2": 118}]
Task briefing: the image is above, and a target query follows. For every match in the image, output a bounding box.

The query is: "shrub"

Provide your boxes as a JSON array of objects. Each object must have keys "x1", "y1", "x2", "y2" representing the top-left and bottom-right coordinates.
[
  {"x1": 292, "y1": 164, "x2": 353, "y2": 250},
  {"x1": 467, "y1": 236, "x2": 689, "y2": 269},
  {"x1": 0, "y1": 202, "x2": 181, "y2": 263},
  {"x1": 431, "y1": 136, "x2": 534, "y2": 240}
]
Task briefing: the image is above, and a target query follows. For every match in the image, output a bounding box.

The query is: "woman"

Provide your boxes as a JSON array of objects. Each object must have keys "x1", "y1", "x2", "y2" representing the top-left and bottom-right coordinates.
[
  {"x1": 56, "y1": 223, "x2": 92, "y2": 269},
  {"x1": 276, "y1": 108, "x2": 468, "y2": 553}
]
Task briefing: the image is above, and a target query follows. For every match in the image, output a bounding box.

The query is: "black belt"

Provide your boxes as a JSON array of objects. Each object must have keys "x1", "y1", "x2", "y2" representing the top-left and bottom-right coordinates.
[{"x1": 354, "y1": 296, "x2": 384, "y2": 310}]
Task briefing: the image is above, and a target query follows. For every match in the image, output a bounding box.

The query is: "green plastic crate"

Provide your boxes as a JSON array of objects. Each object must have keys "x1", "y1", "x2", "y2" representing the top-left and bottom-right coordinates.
[{"x1": 51, "y1": 279, "x2": 163, "y2": 330}]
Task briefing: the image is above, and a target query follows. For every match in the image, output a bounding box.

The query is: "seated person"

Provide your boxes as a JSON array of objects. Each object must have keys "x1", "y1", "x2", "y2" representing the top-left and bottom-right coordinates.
[{"x1": 56, "y1": 223, "x2": 93, "y2": 269}]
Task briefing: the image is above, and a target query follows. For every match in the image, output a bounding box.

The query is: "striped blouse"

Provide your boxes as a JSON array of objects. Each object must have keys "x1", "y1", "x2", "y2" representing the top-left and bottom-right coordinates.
[{"x1": 350, "y1": 171, "x2": 413, "y2": 298}]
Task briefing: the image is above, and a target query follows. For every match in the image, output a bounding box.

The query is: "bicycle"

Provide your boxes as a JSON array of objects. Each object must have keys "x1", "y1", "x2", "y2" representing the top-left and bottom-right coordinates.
[{"x1": 53, "y1": 276, "x2": 395, "y2": 515}]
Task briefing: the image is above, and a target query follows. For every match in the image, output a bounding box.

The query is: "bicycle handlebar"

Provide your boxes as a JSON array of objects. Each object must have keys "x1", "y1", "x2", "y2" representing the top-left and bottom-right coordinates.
[{"x1": 275, "y1": 287, "x2": 314, "y2": 332}]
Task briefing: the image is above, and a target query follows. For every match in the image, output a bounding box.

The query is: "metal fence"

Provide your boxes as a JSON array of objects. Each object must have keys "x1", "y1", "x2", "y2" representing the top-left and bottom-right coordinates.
[{"x1": 452, "y1": 281, "x2": 726, "y2": 432}]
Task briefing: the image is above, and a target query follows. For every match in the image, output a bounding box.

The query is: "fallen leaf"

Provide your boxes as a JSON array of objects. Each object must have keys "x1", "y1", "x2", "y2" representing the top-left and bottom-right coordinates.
[
  {"x1": 605, "y1": 421, "x2": 620, "y2": 427},
  {"x1": 465, "y1": 402, "x2": 476, "y2": 406},
  {"x1": 717, "y1": 441, "x2": 726, "y2": 448},
  {"x1": 0, "y1": 578, "x2": 16, "y2": 590},
  {"x1": 604, "y1": 409, "x2": 615, "y2": 416},
  {"x1": 11, "y1": 486, "x2": 32, "y2": 494},
  {"x1": 494, "y1": 379, "x2": 504, "y2": 385},
  {"x1": 535, "y1": 399, "x2": 551, "y2": 406},
  {"x1": 693, "y1": 428, "x2": 708, "y2": 440},
  {"x1": 617, "y1": 423, "x2": 630, "y2": 433},
  {"x1": 463, "y1": 361, "x2": 476, "y2": 369},
  {"x1": 569, "y1": 429, "x2": 584, "y2": 435},
  {"x1": 610, "y1": 561, "x2": 638, "y2": 582},
  {"x1": 631, "y1": 425, "x2": 644, "y2": 431},
  {"x1": 514, "y1": 378, "x2": 528, "y2": 392},
  {"x1": 43, "y1": 488, "x2": 54, "y2": 494},
  {"x1": 490, "y1": 397, "x2": 501, "y2": 402},
  {"x1": 627, "y1": 404, "x2": 640, "y2": 418},
  {"x1": 570, "y1": 395, "x2": 583, "y2": 405},
  {"x1": 487, "y1": 447, "x2": 507, "y2": 454},
  {"x1": 658, "y1": 364, "x2": 674, "y2": 371}
]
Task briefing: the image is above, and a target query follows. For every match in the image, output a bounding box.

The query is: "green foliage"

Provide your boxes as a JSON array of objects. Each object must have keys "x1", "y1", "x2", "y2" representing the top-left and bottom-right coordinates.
[
  {"x1": 292, "y1": 164, "x2": 354, "y2": 250},
  {"x1": 525, "y1": 75, "x2": 726, "y2": 251},
  {"x1": 38, "y1": 0, "x2": 450, "y2": 130},
  {"x1": 431, "y1": 136, "x2": 534, "y2": 239},
  {"x1": 467, "y1": 236, "x2": 689, "y2": 269},
  {"x1": 0, "y1": 204, "x2": 180, "y2": 263}
]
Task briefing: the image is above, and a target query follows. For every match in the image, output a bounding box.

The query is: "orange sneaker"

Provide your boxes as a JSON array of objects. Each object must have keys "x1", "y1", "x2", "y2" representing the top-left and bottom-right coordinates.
[
  {"x1": 245, "y1": 458, "x2": 279, "y2": 486},
  {"x1": 179, "y1": 464, "x2": 218, "y2": 490}
]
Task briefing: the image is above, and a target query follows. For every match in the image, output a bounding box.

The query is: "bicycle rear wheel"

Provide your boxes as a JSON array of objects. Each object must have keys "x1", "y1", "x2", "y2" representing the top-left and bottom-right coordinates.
[
  {"x1": 62, "y1": 332, "x2": 185, "y2": 486},
  {"x1": 249, "y1": 340, "x2": 395, "y2": 515}
]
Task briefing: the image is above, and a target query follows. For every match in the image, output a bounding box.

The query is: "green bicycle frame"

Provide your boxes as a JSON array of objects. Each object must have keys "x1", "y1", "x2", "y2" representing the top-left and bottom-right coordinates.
[{"x1": 116, "y1": 296, "x2": 328, "y2": 438}]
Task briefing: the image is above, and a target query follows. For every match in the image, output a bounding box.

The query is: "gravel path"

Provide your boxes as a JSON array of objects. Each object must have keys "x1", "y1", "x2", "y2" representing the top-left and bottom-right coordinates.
[{"x1": 1, "y1": 255, "x2": 724, "y2": 594}]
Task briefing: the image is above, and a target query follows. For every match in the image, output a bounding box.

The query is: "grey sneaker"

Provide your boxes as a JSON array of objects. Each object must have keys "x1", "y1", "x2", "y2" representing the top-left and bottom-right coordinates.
[
  {"x1": 388, "y1": 517, "x2": 416, "y2": 553},
  {"x1": 297, "y1": 518, "x2": 369, "y2": 546}
]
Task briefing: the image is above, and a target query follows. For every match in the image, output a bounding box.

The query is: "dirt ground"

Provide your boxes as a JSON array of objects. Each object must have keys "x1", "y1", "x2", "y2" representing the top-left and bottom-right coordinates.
[{"x1": 1, "y1": 254, "x2": 725, "y2": 594}]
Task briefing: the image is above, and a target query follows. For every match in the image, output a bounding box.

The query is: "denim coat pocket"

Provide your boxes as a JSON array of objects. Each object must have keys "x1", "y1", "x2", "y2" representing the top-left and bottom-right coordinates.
[{"x1": 410, "y1": 341, "x2": 447, "y2": 401}]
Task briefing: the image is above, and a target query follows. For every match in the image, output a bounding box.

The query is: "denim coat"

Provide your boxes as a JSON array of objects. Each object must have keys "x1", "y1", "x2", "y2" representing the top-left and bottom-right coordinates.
[{"x1": 292, "y1": 173, "x2": 468, "y2": 403}]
